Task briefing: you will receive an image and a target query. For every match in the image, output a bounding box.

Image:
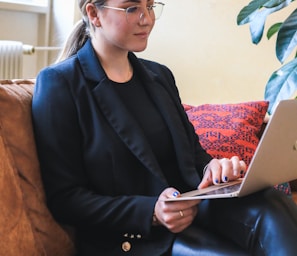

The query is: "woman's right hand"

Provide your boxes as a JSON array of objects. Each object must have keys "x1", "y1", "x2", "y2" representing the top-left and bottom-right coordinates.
[{"x1": 154, "y1": 188, "x2": 201, "y2": 233}]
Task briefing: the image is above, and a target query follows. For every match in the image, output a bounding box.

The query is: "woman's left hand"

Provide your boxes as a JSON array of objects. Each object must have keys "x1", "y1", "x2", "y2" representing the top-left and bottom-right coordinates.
[
  {"x1": 198, "y1": 156, "x2": 247, "y2": 189},
  {"x1": 154, "y1": 187, "x2": 201, "y2": 233}
]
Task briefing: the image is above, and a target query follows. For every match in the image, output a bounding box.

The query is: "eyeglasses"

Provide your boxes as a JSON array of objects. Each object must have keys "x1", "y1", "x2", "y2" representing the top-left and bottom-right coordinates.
[{"x1": 95, "y1": 2, "x2": 165, "y2": 24}]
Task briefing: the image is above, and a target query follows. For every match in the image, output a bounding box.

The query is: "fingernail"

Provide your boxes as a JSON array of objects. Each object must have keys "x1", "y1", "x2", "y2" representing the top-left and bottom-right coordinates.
[
  {"x1": 240, "y1": 170, "x2": 244, "y2": 175},
  {"x1": 215, "y1": 178, "x2": 219, "y2": 184},
  {"x1": 172, "y1": 191, "x2": 179, "y2": 197},
  {"x1": 224, "y1": 176, "x2": 228, "y2": 182},
  {"x1": 240, "y1": 170, "x2": 245, "y2": 178}
]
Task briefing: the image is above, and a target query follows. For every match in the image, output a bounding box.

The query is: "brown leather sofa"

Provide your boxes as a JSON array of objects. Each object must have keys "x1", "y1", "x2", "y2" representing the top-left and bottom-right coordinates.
[
  {"x1": 0, "y1": 79, "x2": 296, "y2": 255},
  {"x1": 0, "y1": 79, "x2": 75, "y2": 255}
]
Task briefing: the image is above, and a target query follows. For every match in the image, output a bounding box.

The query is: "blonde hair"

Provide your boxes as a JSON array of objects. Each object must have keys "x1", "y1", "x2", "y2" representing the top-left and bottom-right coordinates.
[{"x1": 56, "y1": 0, "x2": 106, "y2": 62}]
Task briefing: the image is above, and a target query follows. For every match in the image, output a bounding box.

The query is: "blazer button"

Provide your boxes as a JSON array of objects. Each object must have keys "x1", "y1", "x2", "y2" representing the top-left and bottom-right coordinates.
[{"x1": 122, "y1": 241, "x2": 131, "y2": 252}]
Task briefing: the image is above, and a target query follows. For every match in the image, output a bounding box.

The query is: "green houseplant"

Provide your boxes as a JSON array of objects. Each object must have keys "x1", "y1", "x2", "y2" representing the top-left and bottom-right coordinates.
[{"x1": 237, "y1": 0, "x2": 297, "y2": 114}]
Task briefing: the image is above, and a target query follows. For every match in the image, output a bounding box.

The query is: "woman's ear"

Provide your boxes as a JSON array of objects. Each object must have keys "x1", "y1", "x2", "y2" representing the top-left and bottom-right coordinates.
[{"x1": 86, "y1": 3, "x2": 101, "y2": 27}]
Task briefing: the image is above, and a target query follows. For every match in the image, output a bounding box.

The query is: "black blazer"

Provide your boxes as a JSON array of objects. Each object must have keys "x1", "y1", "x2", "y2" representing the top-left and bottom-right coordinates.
[{"x1": 32, "y1": 39, "x2": 212, "y2": 255}]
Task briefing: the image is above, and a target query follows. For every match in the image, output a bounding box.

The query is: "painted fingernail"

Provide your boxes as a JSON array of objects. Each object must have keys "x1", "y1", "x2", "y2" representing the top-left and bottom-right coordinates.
[
  {"x1": 172, "y1": 191, "x2": 179, "y2": 197},
  {"x1": 240, "y1": 170, "x2": 245, "y2": 178},
  {"x1": 215, "y1": 178, "x2": 219, "y2": 184},
  {"x1": 240, "y1": 170, "x2": 244, "y2": 175},
  {"x1": 224, "y1": 176, "x2": 228, "y2": 182}
]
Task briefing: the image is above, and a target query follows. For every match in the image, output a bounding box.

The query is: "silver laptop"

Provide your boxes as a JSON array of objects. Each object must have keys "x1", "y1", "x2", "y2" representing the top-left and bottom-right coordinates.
[{"x1": 166, "y1": 99, "x2": 297, "y2": 201}]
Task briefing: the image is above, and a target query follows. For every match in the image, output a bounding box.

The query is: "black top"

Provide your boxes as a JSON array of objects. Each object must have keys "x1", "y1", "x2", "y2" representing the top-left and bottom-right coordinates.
[{"x1": 111, "y1": 74, "x2": 189, "y2": 191}]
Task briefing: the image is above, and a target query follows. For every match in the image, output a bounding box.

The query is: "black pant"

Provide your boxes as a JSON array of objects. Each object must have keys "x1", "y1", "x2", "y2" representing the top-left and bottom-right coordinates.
[{"x1": 174, "y1": 188, "x2": 297, "y2": 255}]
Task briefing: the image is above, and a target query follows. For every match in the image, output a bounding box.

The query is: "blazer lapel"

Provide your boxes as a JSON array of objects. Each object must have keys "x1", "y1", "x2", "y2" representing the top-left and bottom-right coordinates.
[
  {"x1": 147, "y1": 85, "x2": 200, "y2": 187},
  {"x1": 130, "y1": 55, "x2": 200, "y2": 188}
]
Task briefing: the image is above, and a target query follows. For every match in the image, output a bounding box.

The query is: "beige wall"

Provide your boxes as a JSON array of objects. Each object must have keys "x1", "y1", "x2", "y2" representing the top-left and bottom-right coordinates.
[{"x1": 1, "y1": 0, "x2": 291, "y2": 104}]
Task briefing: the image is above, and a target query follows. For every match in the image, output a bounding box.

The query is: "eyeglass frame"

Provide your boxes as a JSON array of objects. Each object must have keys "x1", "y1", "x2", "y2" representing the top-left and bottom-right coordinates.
[{"x1": 94, "y1": 2, "x2": 165, "y2": 23}]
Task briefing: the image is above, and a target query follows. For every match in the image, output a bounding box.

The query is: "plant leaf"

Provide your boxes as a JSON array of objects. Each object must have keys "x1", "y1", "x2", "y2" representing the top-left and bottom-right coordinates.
[
  {"x1": 276, "y1": 8, "x2": 297, "y2": 63},
  {"x1": 237, "y1": 0, "x2": 291, "y2": 44},
  {"x1": 264, "y1": 57, "x2": 297, "y2": 114},
  {"x1": 267, "y1": 22, "x2": 282, "y2": 39},
  {"x1": 249, "y1": 10, "x2": 270, "y2": 44},
  {"x1": 237, "y1": 0, "x2": 269, "y2": 25}
]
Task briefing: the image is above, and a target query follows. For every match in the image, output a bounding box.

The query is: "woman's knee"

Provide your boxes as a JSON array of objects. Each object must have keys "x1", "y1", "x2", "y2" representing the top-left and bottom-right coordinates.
[{"x1": 195, "y1": 188, "x2": 297, "y2": 254}]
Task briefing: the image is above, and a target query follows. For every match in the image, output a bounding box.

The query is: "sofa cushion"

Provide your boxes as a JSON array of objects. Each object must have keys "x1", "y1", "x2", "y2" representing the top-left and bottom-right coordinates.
[
  {"x1": 185, "y1": 101, "x2": 291, "y2": 195},
  {"x1": 0, "y1": 80, "x2": 75, "y2": 255},
  {"x1": 0, "y1": 130, "x2": 42, "y2": 255}
]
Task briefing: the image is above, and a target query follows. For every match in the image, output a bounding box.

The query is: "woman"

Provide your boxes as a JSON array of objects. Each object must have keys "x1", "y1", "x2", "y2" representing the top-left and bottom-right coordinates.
[{"x1": 32, "y1": 0, "x2": 297, "y2": 255}]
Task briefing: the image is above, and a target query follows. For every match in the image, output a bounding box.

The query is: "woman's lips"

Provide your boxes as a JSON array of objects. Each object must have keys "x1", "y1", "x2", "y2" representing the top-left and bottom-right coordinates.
[{"x1": 135, "y1": 32, "x2": 149, "y2": 39}]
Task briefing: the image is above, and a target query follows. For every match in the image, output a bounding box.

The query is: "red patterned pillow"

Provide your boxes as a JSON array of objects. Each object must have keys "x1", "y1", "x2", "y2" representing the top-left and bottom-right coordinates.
[
  {"x1": 185, "y1": 101, "x2": 291, "y2": 195},
  {"x1": 186, "y1": 101, "x2": 268, "y2": 165}
]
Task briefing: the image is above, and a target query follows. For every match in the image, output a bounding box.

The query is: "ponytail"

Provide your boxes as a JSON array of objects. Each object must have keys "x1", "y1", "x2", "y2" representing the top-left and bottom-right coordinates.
[{"x1": 55, "y1": 19, "x2": 89, "y2": 63}]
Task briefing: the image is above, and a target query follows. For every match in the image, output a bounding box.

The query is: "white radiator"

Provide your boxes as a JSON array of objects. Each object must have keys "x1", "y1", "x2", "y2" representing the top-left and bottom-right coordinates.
[
  {"x1": 0, "y1": 40, "x2": 61, "y2": 80},
  {"x1": 0, "y1": 40, "x2": 23, "y2": 79}
]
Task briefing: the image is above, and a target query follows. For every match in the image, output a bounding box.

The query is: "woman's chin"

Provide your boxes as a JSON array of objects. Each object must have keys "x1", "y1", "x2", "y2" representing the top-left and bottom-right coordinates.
[{"x1": 131, "y1": 43, "x2": 149, "y2": 53}]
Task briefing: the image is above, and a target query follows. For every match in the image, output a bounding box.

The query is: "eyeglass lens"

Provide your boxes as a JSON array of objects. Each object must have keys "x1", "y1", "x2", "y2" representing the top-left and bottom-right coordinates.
[{"x1": 126, "y1": 3, "x2": 164, "y2": 23}]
